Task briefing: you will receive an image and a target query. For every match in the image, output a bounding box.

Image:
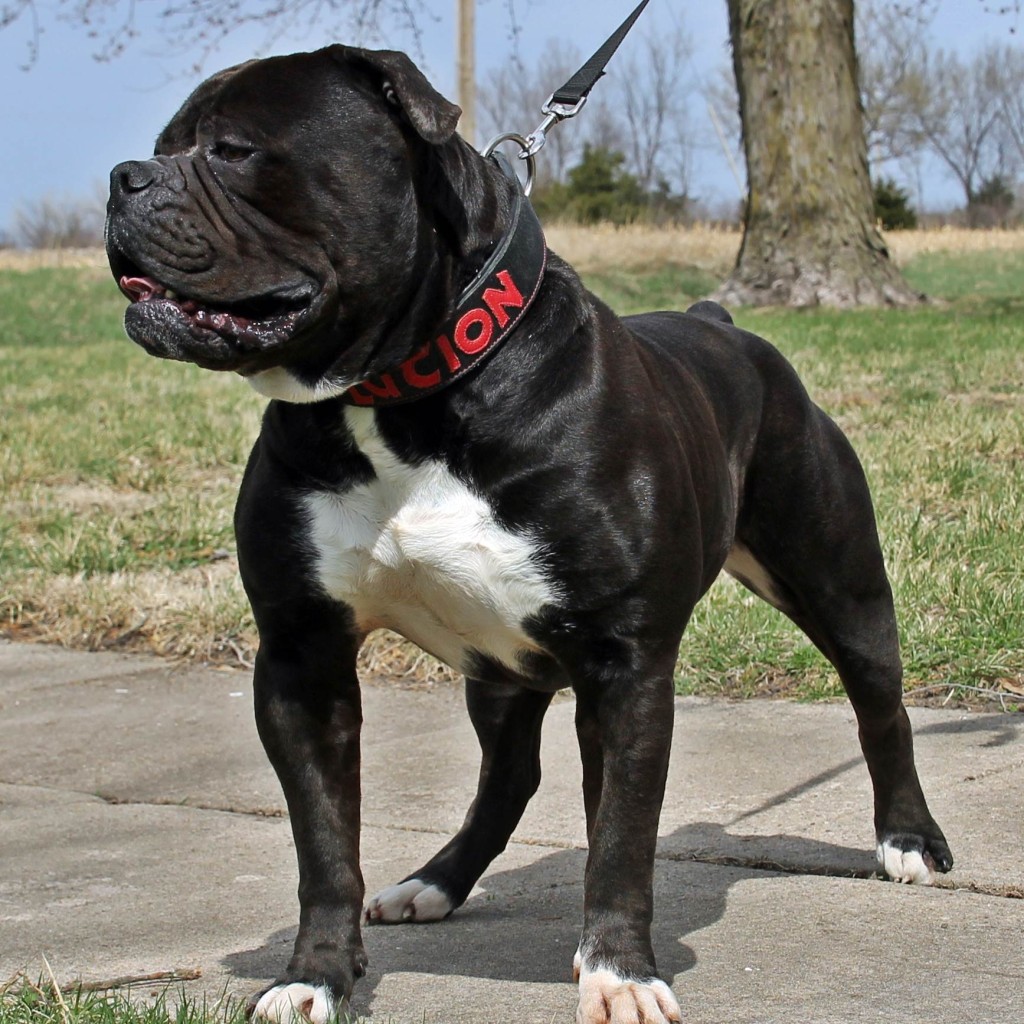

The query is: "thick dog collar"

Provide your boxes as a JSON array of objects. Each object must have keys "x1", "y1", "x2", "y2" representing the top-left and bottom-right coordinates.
[{"x1": 344, "y1": 157, "x2": 546, "y2": 407}]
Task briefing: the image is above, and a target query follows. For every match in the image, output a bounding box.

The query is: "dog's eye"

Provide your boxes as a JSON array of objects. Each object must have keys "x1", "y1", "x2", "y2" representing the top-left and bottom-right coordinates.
[{"x1": 212, "y1": 142, "x2": 254, "y2": 163}]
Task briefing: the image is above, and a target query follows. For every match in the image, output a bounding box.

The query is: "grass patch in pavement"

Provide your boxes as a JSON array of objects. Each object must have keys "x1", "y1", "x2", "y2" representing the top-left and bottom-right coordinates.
[
  {"x1": 0, "y1": 978, "x2": 245, "y2": 1024},
  {"x1": 0, "y1": 975, "x2": 372, "y2": 1024},
  {"x1": 0, "y1": 246, "x2": 1021, "y2": 706}
]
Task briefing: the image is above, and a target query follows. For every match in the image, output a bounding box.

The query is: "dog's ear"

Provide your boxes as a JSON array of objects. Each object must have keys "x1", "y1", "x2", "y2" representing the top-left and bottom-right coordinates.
[
  {"x1": 331, "y1": 45, "x2": 462, "y2": 145},
  {"x1": 155, "y1": 61, "x2": 258, "y2": 156}
]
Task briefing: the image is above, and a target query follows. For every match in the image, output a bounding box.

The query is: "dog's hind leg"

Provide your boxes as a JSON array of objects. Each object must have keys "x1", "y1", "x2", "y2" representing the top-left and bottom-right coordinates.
[
  {"x1": 726, "y1": 405, "x2": 952, "y2": 884},
  {"x1": 365, "y1": 680, "x2": 552, "y2": 923}
]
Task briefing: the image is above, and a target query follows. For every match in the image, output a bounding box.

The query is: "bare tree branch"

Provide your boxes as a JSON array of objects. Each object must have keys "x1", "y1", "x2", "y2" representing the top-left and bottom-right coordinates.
[
  {"x1": 856, "y1": 0, "x2": 936, "y2": 166},
  {"x1": 991, "y1": 42, "x2": 1024, "y2": 162},
  {"x1": 911, "y1": 45, "x2": 1007, "y2": 208},
  {"x1": 617, "y1": 26, "x2": 693, "y2": 193},
  {"x1": 974, "y1": 0, "x2": 1022, "y2": 34},
  {"x1": 14, "y1": 187, "x2": 106, "y2": 248},
  {"x1": 1, "y1": 0, "x2": 433, "y2": 70}
]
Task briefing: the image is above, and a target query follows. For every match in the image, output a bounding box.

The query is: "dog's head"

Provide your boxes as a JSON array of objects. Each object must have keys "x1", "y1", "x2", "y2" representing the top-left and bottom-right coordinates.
[{"x1": 105, "y1": 46, "x2": 472, "y2": 395}]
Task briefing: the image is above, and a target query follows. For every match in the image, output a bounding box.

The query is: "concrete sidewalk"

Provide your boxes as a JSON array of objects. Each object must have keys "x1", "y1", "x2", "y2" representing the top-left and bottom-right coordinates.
[{"x1": 1, "y1": 639, "x2": 1021, "y2": 1023}]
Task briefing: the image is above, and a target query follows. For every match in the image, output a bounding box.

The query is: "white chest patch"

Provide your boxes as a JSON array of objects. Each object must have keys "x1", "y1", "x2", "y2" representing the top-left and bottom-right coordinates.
[
  {"x1": 301, "y1": 407, "x2": 557, "y2": 674},
  {"x1": 247, "y1": 366, "x2": 356, "y2": 404}
]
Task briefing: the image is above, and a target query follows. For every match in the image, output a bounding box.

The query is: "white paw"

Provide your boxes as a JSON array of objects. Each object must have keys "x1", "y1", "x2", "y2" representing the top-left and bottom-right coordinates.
[
  {"x1": 575, "y1": 959, "x2": 681, "y2": 1024},
  {"x1": 251, "y1": 983, "x2": 334, "y2": 1024},
  {"x1": 364, "y1": 877, "x2": 453, "y2": 923},
  {"x1": 877, "y1": 841, "x2": 935, "y2": 885}
]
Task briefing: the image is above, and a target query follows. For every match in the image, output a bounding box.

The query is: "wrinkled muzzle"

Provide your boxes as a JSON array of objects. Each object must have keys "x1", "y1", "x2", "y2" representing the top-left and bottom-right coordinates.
[{"x1": 105, "y1": 156, "x2": 325, "y2": 373}]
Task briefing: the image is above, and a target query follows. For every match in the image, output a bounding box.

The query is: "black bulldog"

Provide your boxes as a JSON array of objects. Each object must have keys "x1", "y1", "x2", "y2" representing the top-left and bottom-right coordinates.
[{"x1": 105, "y1": 45, "x2": 952, "y2": 1024}]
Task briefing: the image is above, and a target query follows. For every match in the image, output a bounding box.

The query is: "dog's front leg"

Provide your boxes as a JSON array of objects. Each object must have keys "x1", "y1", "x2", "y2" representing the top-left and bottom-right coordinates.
[
  {"x1": 248, "y1": 621, "x2": 366, "y2": 1024},
  {"x1": 572, "y1": 658, "x2": 682, "y2": 1024}
]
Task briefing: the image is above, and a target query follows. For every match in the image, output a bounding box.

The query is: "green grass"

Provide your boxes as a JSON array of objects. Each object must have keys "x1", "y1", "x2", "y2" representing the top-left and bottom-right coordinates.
[
  {"x1": 0, "y1": 976, "x2": 377, "y2": 1024},
  {"x1": 0, "y1": 980, "x2": 247, "y2": 1024},
  {"x1": 900, "y1": 248, "x2": 1024, "y2": 301},
  {"x1": 681, "y1": 301, "x2": 1022, "y2": 702},
  {"x1": 0, "y1": 270, "x2": 261, "y2": 493},
  {"x1": 565, "y1": 251, "x2": 1024, "y2": 704},
  {"x1": 0, "y1": 268, "x2": 264, "y2": 659},
  {"x1": 581, "y1": 264, "x2": 719, "y2": 310},
  {"x1": 671, "y1": 274, "x2": 1023, "y2": 704},
  {"x1": 0, "y1": 250, "x2": 1021, "y2": 705}
]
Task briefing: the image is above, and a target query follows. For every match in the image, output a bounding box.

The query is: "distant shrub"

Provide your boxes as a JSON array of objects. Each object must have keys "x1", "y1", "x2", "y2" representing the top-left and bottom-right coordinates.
[
  {"x1": 968, "y1": 175, "x2": 1016, "y2": 229},
  {"x1": 531, "y1": 145, "x2": 692, "y2": 227},
  {"x1": 533, "y1": 145, "x2": 648, "y2": 225},
  {"x1": 14, "y1": 191, "x2": 105, "y2": 249},
  {"x1": 873, "y1": 177, "x2": 918, "y2": 230}
]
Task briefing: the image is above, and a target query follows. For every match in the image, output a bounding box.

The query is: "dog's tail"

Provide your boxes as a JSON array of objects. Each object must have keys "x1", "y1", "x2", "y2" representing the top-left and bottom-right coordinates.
[{"x1": 686, "y1": 300, "x2": 734, "y2": 326}]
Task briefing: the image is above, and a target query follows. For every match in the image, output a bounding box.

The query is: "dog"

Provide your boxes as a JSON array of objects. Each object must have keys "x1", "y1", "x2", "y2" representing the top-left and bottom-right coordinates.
[{"x1": 104, "y1": 44, "x2": 953, "y2": 1024}]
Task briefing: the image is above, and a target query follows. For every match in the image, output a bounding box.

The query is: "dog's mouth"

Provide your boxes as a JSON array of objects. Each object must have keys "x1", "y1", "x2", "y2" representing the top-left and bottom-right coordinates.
[
  {"x1": 120, "y1": 274, "x2": 308, "y2": 335},
  {"x1": 114, "y1": 260, "x2": 319, "y2": 373}
]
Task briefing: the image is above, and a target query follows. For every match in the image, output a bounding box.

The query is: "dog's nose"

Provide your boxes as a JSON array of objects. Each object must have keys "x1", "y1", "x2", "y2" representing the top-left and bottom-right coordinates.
[{"x1": 111, "y1": 160, "x2": 158, "y2": 194}]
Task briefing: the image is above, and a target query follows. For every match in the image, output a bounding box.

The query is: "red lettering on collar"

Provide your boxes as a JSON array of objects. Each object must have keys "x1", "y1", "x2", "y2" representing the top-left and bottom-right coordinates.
[
  {"x1": 482, "y1": 270, "x2": 524, "y2": 328},
  {"x1": 347, "y1": 372, "x2": 400, "y2": 406},
  {"x1": 454, "y1": 308, "x2": 493, "y2": 355},
  {"x1": 343, "y1": 258, "x2": 542, "y2": 407},
  {"x1": 435, "y1": 334, "x2": 462, "y2": 372},
  {"x1": 400, "y1": 341, "x2": 442, "y2": 390}
]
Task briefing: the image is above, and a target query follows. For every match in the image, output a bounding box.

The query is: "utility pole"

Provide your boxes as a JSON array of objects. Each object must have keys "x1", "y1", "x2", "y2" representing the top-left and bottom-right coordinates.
[{"x1": 457, "y1": 0, "x2": 476, "y2": 145}]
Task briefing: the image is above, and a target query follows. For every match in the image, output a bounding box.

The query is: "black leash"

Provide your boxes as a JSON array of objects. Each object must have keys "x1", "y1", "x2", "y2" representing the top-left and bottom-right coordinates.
[
  {"x1": 543, "y1": 0, "x2": 652, "y2": 123},
  {"x1": 483, "y1": 0, "x2": 652, "y2": 191}
]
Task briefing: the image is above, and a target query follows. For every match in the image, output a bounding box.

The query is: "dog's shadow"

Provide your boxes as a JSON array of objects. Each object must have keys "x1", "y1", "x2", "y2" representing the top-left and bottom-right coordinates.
[
  {"x1": 223, "y1": 712, "x2": 1015, "y2": 1009},
  {"x1": 221, "y1": 822, "x2": 872, "y2": 1009}
]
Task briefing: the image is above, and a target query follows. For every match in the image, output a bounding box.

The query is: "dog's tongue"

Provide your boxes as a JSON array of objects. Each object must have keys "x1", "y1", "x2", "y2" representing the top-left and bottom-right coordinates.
[{"x1": 119, "y1": 275, "x2": 165, "y2": 302}]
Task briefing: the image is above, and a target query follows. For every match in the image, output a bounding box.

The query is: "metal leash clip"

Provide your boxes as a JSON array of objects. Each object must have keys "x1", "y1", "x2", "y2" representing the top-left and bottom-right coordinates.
[
  {"x1": 522, "y1": 93, "x2": 589, "y2": 159},
  {"x1": 479, "y1": 0, "x2": 650, "y2": 200}
]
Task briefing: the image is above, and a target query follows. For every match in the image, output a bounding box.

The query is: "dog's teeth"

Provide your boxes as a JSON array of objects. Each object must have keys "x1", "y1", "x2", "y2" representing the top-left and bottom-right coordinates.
[{"x1": 166, "y1": 289, "x2": 178, "y2": 300}]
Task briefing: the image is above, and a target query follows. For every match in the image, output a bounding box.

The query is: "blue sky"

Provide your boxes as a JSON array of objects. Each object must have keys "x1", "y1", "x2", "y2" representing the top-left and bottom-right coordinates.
[{"x1": 0, "y1": 0, "x2": 1018, "y2": 233}]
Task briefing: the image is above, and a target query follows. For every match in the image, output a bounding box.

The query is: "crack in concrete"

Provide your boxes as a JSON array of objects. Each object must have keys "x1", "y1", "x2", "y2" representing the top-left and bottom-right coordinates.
[
  {"x1": 939, "y1": 879, "x2": 1024, "y2": 900},
  {"x1": 657, "y1": 850, "x2": 1024, "y2": 900},
  {"x1": 8, "y1": 783, "x2": 1021, "y2": 901},
  {"x1": 377, "y1": 823, "x2": 1024, "y2": 900},
  {"x1": 96, "y1": 793, "x2": 287, "y2": 818},
  {"x1": 0, "y1": 781, "x2": 287, "y2": 819},
  {"x1": 657, "y1": 848, "x2": 878, "y2": 879},
  {"x1": 962, "y1": 758, "x2": 1024, "y2": 783}
]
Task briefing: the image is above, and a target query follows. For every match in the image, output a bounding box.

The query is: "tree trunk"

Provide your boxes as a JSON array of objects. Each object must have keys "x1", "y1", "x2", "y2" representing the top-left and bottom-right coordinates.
[{"x1": 715, "y1": 0, "x2": 924, "y2": 308}]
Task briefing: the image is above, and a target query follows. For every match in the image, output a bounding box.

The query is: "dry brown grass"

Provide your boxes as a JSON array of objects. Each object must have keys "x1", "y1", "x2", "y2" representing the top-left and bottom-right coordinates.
[
  {"x1": 2, "y1": 561, "x2": 251, "y2": 662},
  {"x1": 545, "y1": 223, "x2": 741, "y2": 276},
  {"x1": 884, "y1": 227, "x2": 1024, "y2": 262},
  {"x1": 3, "y1": 564, "x2": 458, "y2": 684},
  {"x1": 5, "y1": 228, "x2": 1024, "y2": 276},
  {"x1": 0, "y1": 248, "x2": 108, "y2": 271},
  {"x1": 547, "y1": 224, "x2": 1024, "y2": 275}
]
